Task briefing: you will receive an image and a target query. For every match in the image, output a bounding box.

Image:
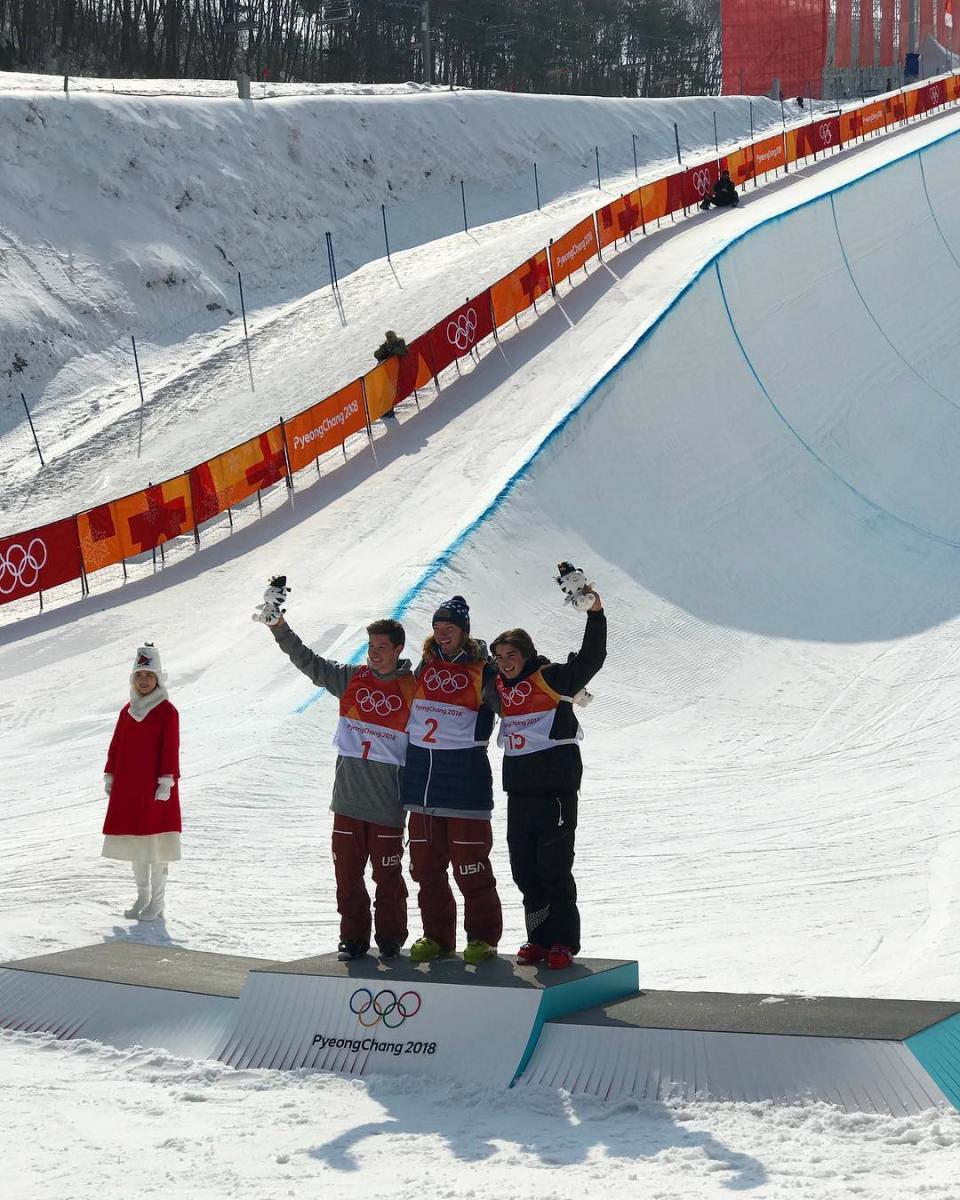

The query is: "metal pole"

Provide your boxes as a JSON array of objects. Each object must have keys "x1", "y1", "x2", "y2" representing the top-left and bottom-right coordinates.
[
  {"x1": 632, "y1": 133, "x2": 638, "y2": 177},
  {"x1": 534, "y1": 162, "x2": 541, "y2": 211},
  {"x1": 749, "y1": 101, "x2": 757, "y2": 185},
  {"x1": 673, "y1": 122, "x2": 682, "y2": 166},
  {"x1": 381, "y1": 203, "x2": 391, "y2": 261},
  {"x1": 421, "y1": 0, "x2": 431, "y2": 86},
  {"x1": 460, "y1": 179, "x2": 468, "y2": 233},
  {"x1": 595, "y1": 145, "x2": 601, "y2": 189},
  {"x1": 237, "y1": 271, "x2": 255, "y2": 392},
  {"x1": 713, "y1": 111, "x2": 719, "y2": 156},
  {"x1": 325, "y1": 231, "x2": 339, "y2": 290},
  {"x1": 20, "y1": 393, "x2": 44, "y2": 466},
  {"x1": 132, "y1": 335, "x2": 146, "y2": 458}
]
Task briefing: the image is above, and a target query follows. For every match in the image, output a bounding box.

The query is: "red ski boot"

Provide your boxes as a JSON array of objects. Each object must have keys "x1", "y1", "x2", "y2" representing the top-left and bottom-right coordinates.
[{"x1": 516, "y1": 942, "x2": 547, "y2": 966}]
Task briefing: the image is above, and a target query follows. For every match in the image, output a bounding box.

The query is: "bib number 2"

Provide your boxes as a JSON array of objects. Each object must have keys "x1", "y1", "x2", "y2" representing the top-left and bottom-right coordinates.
[{"x1": 423, "y1": 719, "x2": 439, "y2": 744}]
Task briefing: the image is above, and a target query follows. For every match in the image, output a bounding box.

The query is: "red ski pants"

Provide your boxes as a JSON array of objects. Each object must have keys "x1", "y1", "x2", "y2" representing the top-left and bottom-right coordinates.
[
  {"x1": 331, "y1": 816, "x2": 407, "y2": 949},
  {"x1": 407, "y1": 812, "x2": 503, "y2": 950}
]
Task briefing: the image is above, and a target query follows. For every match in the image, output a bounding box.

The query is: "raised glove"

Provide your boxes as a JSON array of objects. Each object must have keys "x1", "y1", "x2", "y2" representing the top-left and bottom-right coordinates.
[
  {"x1": 252, "y1": 574, "x2": 290, "y2": 626},
  {"x1": 556, "y1": 561, "x2": 597, "y2": 613},
  {"x1": 155, "y1": 776, "x2": 174, "y2": 802},
  {"x1": 104, "y1": 773, "x2": 113, "y2": 796}
]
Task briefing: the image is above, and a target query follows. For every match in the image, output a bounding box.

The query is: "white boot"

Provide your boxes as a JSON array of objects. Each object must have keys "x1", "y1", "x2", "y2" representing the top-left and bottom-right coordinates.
[
  {"x1": 124, "y1": 863, "x2": 151, "y2": 919},
  {"x1": 138, "y1": 863, "x2": 168, "y2": 921}
]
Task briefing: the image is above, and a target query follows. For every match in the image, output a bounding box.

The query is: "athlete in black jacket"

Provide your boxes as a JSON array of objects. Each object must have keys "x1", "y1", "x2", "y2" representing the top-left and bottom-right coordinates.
[{"x1": 491, "y1": 598, "x2": 606, "y2": 969}]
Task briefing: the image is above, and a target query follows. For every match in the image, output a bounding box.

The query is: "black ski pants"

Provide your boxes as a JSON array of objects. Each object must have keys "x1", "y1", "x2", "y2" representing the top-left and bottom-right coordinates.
[{"x1": 506, "y1": 789, "x2": 580, "y2": 954}]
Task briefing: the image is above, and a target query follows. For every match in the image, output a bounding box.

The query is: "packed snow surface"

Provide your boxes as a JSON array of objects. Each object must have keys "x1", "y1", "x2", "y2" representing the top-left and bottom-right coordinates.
[{"x1": 4, "y1": 76, "x2": 960, "y2": 1198}]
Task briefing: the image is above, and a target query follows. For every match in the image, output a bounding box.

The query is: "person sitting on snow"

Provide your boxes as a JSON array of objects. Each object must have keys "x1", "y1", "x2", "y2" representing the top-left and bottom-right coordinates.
[{"x1": 700, "y1": 170, "x2": 740, "y2": 211}]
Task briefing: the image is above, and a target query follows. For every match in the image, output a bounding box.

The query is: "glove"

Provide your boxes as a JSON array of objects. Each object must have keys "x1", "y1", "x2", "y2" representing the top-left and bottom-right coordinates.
[
  {"x1": 104, "y1": 773, "x2": 113, "y2": 796},
  {"x1": 573, "y1": 688, "x2": 594, "y2": 708},
  {"x1": 155, "y1": 776, "x2": 174, "y2": 802},
  {"x1": 252, "y1": 574, "x2": 290, "y2": 626},
  {"x1": 556, "y1": 561, "x2": 597, "y2": 613}
]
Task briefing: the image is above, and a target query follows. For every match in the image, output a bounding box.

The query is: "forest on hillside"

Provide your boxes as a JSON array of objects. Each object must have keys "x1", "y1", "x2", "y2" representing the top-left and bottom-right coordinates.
[{"x1": 0, "y1": 0, "x2": 721, "y2": 95}]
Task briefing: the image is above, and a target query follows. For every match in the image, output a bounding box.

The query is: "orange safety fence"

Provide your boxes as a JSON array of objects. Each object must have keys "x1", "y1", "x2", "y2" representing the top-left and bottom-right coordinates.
[
  {"x1": 0, "y1": 517, "x2": 83, "y2": 603},
  {"x1": 7, "y1": 71, "x2": 960, "y2": 609},
  {"x1": 190, "y1": 426, "x2": 288, "y2": 525},
  {"x1": 596, "y1": 190, "x2": 644, "y2": 249},
  {"x1": 751, "y1": 134, "x2": 786, "y2": 176},
  {"x1": 549, "y1": 215, "x2": 598, "y2": 286},
  {"x1": 429, "y1": 291, "x2": 494, "y2": 374},
  {"x1": 78, "y1": 475, "x2": 195, "y2": 574},
  {"x1": 721, "y1": 145, "x2": 756, "y2": 186},
  {"x1": 490, "y1": 250, "x2": 552, "y2": 326},
  {"x1": 639, "y1": 170, "x2": 686, "y2": 223},
  {"x1": 362, "y1": 333, "x2": 436, "y2": 421},
  {"x1": 283, "y1": 381, "x2": 367, "y2": 474}
]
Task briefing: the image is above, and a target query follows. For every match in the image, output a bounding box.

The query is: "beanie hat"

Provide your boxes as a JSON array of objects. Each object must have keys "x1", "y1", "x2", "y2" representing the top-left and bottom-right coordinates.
[
  {"x1": 432, "y1": 595, "x2": 470, "y2": 633},
  {"x1": 131, "y1": 643, "x2": 162, "y2": 678},
  {"x1": 491, "y1": 629, "x2": 537, "y2": 663}
]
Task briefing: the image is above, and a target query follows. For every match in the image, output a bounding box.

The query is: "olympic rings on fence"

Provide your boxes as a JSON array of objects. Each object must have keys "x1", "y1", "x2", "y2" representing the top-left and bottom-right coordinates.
[
  {"x1": 350, "y1": 987, "x2": 422, "y2": 1029},
  {"x1": 0, "y1": 538, "x2": 48, "y2": 595},
  {"x1": 422, "y1": 667, "x2": 468, "y2": 694},
  {"x1": 691, "y1": 168, "x2": 713, "y2": 197},
  {"x1": 446, "y1": 308, "x2": 478, "y2": 350}
]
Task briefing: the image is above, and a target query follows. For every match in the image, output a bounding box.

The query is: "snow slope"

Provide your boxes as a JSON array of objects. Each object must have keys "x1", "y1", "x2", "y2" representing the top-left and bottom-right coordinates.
[{"x1": 4, "y1": 82, "x2": 960, "y2": 1199}]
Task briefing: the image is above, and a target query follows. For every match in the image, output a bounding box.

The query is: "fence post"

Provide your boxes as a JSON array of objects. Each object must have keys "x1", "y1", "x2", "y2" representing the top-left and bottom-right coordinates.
[
  {"x1": 595, "y1": 145, "x2": 601, "y2": 189},
  {"x1": 20, "y1": 393, "x2": 44, "y2": 466},
  {"x1": 460, "y1": 180, "x2": 468, "y2": 233},
  {"x1": 132, "y1": 335, "x2": 146, "y2": 458},
  {"x1": 325, "y1": 232, "x2": 339, "y2": 290},
  {"x1": 713, "y1": 111, "x2": 719, "y2": 157},
  {"x1": 237, "y1": 271, "x2": 255, "y2": 392},
  {"x1": 381, "y1": 204, "x2": 392, "y2": 261},
  {"x1": 278, "y1": 415, "x2": 295, "y2": 509},
  {"x1": 534, "y1": 162, "x2": 541, "y2": 211},
  {"x1": 632, "y1": 132, "x2": 638, "y2": 177},
  {"x1": 673, "y1": 122, "x2": 682, "y2": 166}
]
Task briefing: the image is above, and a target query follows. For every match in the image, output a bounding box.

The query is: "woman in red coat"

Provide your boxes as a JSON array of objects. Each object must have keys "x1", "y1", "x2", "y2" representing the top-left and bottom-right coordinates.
[{"x1": 102, "y1": 644, "x2": 181, "y2": 921}]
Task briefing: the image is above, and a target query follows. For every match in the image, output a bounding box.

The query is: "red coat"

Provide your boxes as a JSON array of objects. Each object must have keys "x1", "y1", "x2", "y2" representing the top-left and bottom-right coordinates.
[{"x1": 103, "y1": 700, "x2": 181, "y2": 836}]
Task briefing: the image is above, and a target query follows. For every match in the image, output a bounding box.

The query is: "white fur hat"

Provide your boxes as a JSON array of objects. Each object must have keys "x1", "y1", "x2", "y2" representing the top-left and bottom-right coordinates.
[{"x1": 131, "y1": 643, "x2": 163, "y2": 678}]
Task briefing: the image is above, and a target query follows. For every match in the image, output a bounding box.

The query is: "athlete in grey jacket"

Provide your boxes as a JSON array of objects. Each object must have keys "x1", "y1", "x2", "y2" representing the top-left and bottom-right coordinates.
[{"x1": 256, "y1": 580, "x2": 416, "y2": 961}]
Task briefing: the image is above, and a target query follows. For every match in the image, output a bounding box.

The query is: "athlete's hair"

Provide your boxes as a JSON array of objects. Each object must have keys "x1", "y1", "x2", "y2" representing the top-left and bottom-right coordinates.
[
  {"x1": 367, "y1": 618, "x2": 405, "y2": 649},
  {"x1": 491, "y1": 629, "x2": 537, "y2": 662},
  {"x1": 421, "y1": 633, "x2": 486, "y2": 663}
]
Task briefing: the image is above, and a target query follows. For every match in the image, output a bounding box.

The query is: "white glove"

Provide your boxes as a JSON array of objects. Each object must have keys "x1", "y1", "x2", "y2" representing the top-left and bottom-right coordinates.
[
  {"x1": 104, "y1": 773, "x2": 113, "y2": 796},
  {"x1": 155, "y1": 776, "x2": 174, "y2": 802},
  {"x1": 252, "y1": 575, "x2": 290, "y2": 626}
]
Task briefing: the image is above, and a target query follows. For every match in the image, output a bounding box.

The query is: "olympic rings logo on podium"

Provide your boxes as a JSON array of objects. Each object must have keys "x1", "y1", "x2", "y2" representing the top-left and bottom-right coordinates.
[
  {"x1": 423, "y1": 667, "x2": 468, "y2": 694},
  {"x1": 447, "y1": 308, "x2": 478, "y2": 350},
  {"x1": 350, "y1": 987, "x2": 422, "y2": 1028},
  {"x1": 500, "y1": 681, "x2": 533, "y2": 709},
  {"x1": 355, "y1": 688, "x2": 402, "y2": 717},
  {"x1": 0, "y1": 537, "x2": 48, "y2": 595}
]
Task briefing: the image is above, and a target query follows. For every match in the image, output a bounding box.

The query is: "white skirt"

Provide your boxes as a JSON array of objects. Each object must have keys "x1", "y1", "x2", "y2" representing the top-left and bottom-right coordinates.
[{"x1": 102, "y1": 833, "x2": 182, "y2": 863}]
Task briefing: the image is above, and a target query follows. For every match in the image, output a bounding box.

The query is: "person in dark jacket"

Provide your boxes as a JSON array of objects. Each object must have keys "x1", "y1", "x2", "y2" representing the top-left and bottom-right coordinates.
[
  {"x1": 374, "y1": 330, "x2": 408, "y2": 363},
  {"x1": 491, "y1": 593, "x2": 606, "y2": 970},
  {"x1": 700, "y1": 170, "x2": 740, "y2": 210},
  {"x1": 402, "y1": 595, "x2": 503, "y2": 965}
]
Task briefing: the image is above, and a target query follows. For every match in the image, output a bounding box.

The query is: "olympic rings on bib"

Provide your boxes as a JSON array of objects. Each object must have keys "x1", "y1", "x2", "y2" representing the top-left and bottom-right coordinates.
[
  {"x1": 0, "y1": 537, "x2": 48, "y2": 595},
  {"x1": 355, "y1": 688, "x2": 402, "y2": 717},
  {"x1": 499, "y1": 681, "x2": 533, "y2": 709},
  {"x1": 422, "y1": 667, "x2": 468, "y2": 694},
  {"x1": 349, "y1": 987, "x2": 421, "y2": 1029}
]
